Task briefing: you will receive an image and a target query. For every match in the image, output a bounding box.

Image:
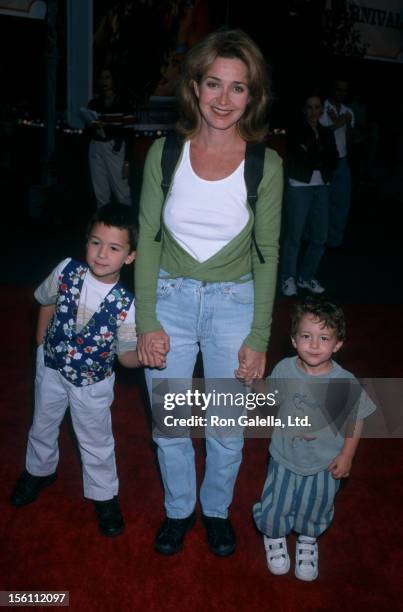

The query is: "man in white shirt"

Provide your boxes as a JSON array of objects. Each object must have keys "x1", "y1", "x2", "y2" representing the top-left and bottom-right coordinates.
[{"x1": 320, "y1": 79, "x2": 354, "y2": 247}]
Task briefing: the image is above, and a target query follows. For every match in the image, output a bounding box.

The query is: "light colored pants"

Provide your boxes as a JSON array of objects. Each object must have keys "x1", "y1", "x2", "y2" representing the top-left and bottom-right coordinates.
[
  {"x1": 145, "y1": 271, "x2": 254, "y2": 519},
  {"x1": 89, "y1": 140, "x2": 131, "y2": 208},
  {"x1": 26, "y1": 345, "x2": 118, "y2": 501}
]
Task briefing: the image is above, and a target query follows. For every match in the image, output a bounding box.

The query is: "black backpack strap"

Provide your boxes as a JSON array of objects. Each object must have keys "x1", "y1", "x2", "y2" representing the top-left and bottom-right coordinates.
[
  {"x1": 244, "y1": 141, "x2": 266, "y2": 263},
  {"x1": 155, "y1": 131, "x2": 184, "y2": 242}
]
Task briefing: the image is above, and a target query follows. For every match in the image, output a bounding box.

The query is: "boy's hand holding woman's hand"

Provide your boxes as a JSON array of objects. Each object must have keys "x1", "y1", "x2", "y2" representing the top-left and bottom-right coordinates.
[
  {"x1": 235, "y1": 344, "x2": 266, "y2": 385},
  {"x1": 137, "y1": 331, "x2": 170, "y2": 369}
]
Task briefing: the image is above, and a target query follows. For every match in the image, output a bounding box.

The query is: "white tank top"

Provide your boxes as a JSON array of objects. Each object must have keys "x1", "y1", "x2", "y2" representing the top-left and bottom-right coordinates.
[{"x1": 163, "y1": 140, "x2": 249, "y2": 262}]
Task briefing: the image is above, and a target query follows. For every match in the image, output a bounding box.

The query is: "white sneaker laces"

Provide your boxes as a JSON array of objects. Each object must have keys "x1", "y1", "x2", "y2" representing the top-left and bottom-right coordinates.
[
  {"x1": 297, "y1": 537, "x2": 318, "y2": 569},
  {"x1": 264, "y1": 536, "x2": 287, "y2": 561}
]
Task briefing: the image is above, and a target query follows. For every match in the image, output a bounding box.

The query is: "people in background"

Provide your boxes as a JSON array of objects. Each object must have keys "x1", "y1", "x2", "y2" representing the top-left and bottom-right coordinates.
[
  {"x1": 87, "y1": 67, "x2": 133, "y2": 208},
  {"x1": 319, "y1": 78, "x2": 354, "y2": 247},
  {"x1": 281, "y1": 92, "x2": 338, "y2": 297}
]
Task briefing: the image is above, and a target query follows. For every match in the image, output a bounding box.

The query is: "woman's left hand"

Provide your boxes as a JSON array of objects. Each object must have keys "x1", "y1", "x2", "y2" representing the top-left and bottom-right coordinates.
[{"x1": 235, "y1": 344, "x2": 266, "y2": 383}]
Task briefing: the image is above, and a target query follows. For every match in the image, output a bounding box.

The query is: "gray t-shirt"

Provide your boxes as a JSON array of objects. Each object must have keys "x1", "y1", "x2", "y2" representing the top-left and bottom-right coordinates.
[{"x1": 269, "y1": 357, "x2": 376, "y2": 475}]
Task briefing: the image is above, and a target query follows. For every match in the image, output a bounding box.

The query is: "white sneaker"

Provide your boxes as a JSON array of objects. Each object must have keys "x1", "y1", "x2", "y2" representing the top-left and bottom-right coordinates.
[
  {"x1": 295, "y1": 535, "x2": 318, "y2": 581},
  {"x1": 282, "y1": 277, "x2": 297, "y2": 297},
  {"x1": 263, "y1": 536, "x2": 290, "y2": 575},
  {"x1": 297, "y1": 278, "x2": 325, "y2": 294}
]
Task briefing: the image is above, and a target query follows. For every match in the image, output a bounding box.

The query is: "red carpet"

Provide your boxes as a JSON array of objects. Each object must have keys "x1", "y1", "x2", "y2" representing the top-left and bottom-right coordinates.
[{"x1": 1, "y1": 287, "x2": 402, "y2": 611}]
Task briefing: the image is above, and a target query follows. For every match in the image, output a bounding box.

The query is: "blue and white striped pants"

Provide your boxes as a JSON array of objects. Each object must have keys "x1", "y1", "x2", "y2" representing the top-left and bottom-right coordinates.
[{"x1": 253, "y1": 457, "x2": 341, "y2": 538}]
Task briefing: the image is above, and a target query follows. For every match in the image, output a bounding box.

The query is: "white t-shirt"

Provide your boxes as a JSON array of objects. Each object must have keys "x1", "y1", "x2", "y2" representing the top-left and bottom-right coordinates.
[
  {"x1": 34, "y1": 258, "x2": 137, "y2": 354},
  {"x1": 320, "y1": 100, "x2": 355, "y2": 158},
  {"x1": 163, "y1": 140, "x2": 249, "y2": 262}
]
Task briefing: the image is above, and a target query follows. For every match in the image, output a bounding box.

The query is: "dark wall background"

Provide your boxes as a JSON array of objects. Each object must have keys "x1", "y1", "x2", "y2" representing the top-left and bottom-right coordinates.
[
  {"x1": 1, "y1": 1, "x2": 402, "y2": 122},
  {"x1": 1, "y1": 0, "x2": 403, "y2": 195}
]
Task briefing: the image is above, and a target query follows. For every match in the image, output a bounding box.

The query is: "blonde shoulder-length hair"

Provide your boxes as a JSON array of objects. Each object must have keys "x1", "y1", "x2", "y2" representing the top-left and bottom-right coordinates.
[{"x1": 175, "y1": 29, "x2": 272, "y2": 142}]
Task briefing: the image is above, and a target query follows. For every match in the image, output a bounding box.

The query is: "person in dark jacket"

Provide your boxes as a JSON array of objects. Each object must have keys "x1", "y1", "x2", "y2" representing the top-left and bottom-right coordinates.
[{"x1": 281, "y1": 93, "x2": 338, "y2": 296}]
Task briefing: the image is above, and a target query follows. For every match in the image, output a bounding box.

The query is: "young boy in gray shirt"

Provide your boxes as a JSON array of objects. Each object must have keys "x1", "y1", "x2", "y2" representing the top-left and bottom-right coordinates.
[{"x1": 253, "y1": 298, "x2": 375, "y2": 581}]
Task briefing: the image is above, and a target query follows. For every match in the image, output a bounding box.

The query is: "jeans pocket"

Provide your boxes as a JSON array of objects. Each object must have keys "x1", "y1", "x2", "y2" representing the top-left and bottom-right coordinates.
[
  {"x1": 227, "y1": 279, "x2": 254, "y2": 304},
  {"x1": 156, "y1": 277, "x2": 176, "y2": 299}
]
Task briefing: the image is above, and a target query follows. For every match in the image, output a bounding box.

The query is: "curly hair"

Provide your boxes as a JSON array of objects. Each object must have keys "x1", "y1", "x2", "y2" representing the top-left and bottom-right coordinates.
[
  {"x1": 175, "y1": 28, "x2": 271, "y2": 142},
  {"x1": 290, "y1": 297, "x2": 346, "y2": 341}
]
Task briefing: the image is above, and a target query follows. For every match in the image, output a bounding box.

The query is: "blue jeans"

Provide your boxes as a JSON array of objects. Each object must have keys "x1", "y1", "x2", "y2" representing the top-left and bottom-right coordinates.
[
  {"x1": 281, "y1": 184, "x2": 329, "y2": 282},
  {"x1": 328, "y1": 157, "x2": 351, "y2": 246},
  {"x1": 145, "y1": 271, "x2": 254, "y2": 519}
]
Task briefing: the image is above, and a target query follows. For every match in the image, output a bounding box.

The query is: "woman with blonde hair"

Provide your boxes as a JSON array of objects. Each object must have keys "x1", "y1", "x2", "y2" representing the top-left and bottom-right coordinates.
[{"x1": 135, "y1": 29, "x2": 283, "y2": 557}]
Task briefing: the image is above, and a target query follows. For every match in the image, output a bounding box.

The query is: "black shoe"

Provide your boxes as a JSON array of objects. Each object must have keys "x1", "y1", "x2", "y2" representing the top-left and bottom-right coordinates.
[
  {"x1": 202, "y1": 515, "x2": 236, "y2": 556},
  {"x1": 93, "y1": 496, "x2": 124, "y2": 537},
  {"x1": 154, "y1": 510, "x2": 196, "y2": 555},
  {"x1": 10, "y1": 470, "x2": 57, "y2": 507}
]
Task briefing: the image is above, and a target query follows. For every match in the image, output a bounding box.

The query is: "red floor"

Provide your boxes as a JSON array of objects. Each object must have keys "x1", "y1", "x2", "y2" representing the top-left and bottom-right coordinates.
[{"x1": 1, "y1": 288, "x2": 402, "y2": 611}]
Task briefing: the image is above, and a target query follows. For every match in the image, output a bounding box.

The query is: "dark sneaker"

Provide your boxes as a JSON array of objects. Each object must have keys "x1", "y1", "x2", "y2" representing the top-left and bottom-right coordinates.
[
  {"x1": 93, "y1": 496, "x2": 124, "y2": 537},
  {"x1": 202, "y1": 515, "x2": 236, "y2": 556},
  {"x1": 10, "y1": 470, "x2": 57, "y2": 507},
  {"x1": 154, "y1": 510, "x2": 196, "y2": 555}
]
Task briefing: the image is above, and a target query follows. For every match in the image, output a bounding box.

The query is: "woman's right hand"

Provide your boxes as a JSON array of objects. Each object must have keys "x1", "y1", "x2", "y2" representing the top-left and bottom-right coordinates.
[{"x1": 137, "y1": 330, "x2": 170, "y2": 368}]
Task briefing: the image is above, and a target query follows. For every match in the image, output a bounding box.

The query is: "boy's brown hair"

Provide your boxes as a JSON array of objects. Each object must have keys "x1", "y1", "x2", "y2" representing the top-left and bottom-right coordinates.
[{"x1": 291, "y1": 297, "x2": 346, "y2": 341}]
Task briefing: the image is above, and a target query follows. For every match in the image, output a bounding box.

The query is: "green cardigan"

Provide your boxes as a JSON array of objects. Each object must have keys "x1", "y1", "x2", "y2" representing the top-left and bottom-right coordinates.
[{"x1": 135, "y1": 137, "x2": 283, "y2": 352}]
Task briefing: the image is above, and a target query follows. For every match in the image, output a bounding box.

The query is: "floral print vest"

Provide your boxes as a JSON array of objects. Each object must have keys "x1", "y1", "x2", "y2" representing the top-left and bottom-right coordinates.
[{"x1": 44, "y1": 259, "x2": 133, "y2": 387}]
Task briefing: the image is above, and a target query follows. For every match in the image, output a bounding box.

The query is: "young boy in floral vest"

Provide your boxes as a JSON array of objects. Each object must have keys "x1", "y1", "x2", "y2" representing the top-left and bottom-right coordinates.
[{"x1": 10, "y1": 204, "x2": 164, "y2": 536}]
